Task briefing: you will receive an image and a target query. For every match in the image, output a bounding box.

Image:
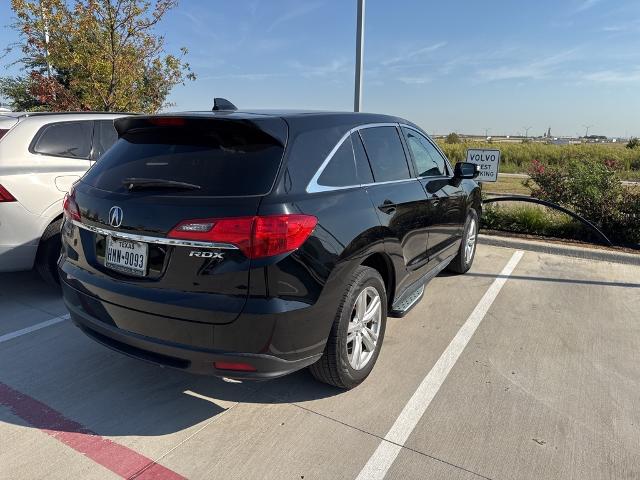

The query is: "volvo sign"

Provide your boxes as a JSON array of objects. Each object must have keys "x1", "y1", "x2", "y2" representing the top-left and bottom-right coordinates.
[{"x1": 466, "y1": 149, "x2": 501, "y2": 182}]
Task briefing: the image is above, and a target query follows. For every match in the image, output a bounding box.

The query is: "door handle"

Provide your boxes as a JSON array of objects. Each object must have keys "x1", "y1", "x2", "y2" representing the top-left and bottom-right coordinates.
[{"x1": 378, "y1": 199, "x2": 397, "y2": 214}]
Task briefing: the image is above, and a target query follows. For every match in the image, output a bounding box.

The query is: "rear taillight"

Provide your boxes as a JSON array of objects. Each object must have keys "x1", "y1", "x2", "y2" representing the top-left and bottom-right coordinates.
[
  {"x1": 0, "y1": 184, "x2": 16, "y2": 202},
  {"x1": 63, "y1": 189, "x2": 81, "y2": 221},
  {"x1": 252, "y1": 215, "x2": 318, "y2": 258},
  {"x1": 168, "y1": 214, "x2": 318, "y2": 259}
]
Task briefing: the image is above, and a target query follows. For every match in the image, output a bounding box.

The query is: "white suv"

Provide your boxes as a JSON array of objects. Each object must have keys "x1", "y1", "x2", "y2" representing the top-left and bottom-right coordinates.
[{"x1": 0, "y1": 112, "x2": 128, "y2": 284}]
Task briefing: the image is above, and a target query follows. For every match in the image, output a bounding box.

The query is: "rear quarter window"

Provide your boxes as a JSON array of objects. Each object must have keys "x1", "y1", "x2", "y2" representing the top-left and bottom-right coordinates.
[
  {"x1": 82, "y1": 117, "x2": 288, "y2": 197},
  {"x1": 317, "y1": 136, "x2": 359, "y2": 187},
  {"x1": 31, "y1": 121, "x2": 93, "y2": 159}
]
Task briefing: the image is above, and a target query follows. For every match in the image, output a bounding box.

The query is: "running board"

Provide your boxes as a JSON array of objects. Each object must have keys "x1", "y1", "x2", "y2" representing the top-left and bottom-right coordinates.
[
  {"x1": 389, "y1": 254, "x2": 454, "y2": 318},
  {"x1": 389, "y1": 285, "x2": 425, "y2": 318}
]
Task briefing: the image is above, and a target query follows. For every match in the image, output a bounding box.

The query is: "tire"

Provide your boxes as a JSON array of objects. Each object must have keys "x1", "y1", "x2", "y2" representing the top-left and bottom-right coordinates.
[
  {"x1": 447, "y1": 208, "x2": 479, "y2": 274},
  {"x1": 35, "y1": 219, "x2": 63, "y2": 287},
  {"x1": 309, "y1": 266, "x2": 387, "y2": 389}
]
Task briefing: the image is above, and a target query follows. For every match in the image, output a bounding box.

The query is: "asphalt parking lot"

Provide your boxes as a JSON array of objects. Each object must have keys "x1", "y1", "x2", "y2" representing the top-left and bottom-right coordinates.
[{"x1": 1, "y1": 244, "x2": 639, "y2": 480}]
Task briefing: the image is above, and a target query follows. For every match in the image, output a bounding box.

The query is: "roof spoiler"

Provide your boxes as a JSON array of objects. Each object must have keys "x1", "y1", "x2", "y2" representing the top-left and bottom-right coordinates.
[{"x1": 212, "y1": 98, "x2": 237, "y2": 111}]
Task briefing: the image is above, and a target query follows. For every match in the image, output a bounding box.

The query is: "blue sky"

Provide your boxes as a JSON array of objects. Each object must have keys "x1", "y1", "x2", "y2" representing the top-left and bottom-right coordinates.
[{"x1": 2, "y1": 0, "x2": 640, "y2": 137}]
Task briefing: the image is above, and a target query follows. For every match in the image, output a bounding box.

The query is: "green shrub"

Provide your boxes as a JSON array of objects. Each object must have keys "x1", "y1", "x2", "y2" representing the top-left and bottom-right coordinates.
[
  {"x1": 481, "y1": 204, "x2": 584, "y2": 240},
  {"x1": 526, "y1": 158, "x2": 639, "y2": 245},
  {"x1": 627, "y1": 137, "x2": 639, "y2": 149}
]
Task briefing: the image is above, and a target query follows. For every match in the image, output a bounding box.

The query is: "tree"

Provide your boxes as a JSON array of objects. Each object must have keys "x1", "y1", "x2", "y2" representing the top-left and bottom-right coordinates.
[
  {"x1": 626, "y1": 137, "x2": 639, "y2": 149},
  {"x1": 1, "y1": 0, "x2": 194, "y2": 112},
  {"x1": 445, "y1": 132, "x2": 461, "y2": 144}
]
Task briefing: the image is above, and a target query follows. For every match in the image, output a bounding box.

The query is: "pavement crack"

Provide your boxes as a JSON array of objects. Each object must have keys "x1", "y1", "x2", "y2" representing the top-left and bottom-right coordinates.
[
  {"x1": 289, "y1": 402, "x2": 495, "y2": 480},
  {"x1": 241, "y1": 386, "x2": 495, "y2": 478}
]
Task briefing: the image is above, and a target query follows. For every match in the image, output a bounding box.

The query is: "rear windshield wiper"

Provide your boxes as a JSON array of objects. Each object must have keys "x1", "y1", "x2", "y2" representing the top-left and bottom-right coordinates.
[{"x1": 122, "y1": 178, "x2": 202, "y2": 191}]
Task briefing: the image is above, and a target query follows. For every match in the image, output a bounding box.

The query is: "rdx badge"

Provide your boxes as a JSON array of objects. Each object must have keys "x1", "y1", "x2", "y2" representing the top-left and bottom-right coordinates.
[{"x1": 189, "y1": 251, "x2": 224, "y2": 259}]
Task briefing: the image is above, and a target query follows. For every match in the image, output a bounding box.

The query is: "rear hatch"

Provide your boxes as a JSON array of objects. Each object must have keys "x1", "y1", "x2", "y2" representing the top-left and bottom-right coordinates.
[{"x1": 63, "y1": 115, "x2": 288, "y2": 324}]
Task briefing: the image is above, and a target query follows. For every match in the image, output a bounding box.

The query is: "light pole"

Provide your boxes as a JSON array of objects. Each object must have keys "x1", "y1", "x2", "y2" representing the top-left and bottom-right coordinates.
[
  {"x1": 40, "y1": 1, "x2": 53, "y2": 80},
  {"x1": 353, "y1": 0, "x2": 365, "y2": 112},
  {"x1": 523, "y1": 126, "x2": 532, "y2": 138},
  {"x1": 583, "y1": 124, "x2": 594, "y2": 138}
]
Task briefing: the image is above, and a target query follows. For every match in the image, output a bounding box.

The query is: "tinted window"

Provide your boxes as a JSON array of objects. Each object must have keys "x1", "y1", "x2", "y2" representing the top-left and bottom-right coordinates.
[
  {"x1": 32, "y1": 121, "x2": 92, "y2": 159},
  {"x1": 358, "y1": 127, "x2": 410, "y2": 182},
  {"x1": 82, "y1": 118, "x2": 287, "y2": 197},
  {"x1": 402, "y1": 127, "x2": 448, "y2": 177},
  {"x1": 318, "y1": 136, "x2": 358, "y2": 187},
  {"x1": 93, "y1": 120, "x2": 118, "y2": 159},
  {"x1": 351, "y1": 132, "x2": 374, "y2": 183}
]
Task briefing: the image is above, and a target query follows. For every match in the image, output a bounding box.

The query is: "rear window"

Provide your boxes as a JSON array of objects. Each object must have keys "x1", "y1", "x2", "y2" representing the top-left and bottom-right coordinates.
[{"x1": 82, "y1": 117, "x2": 287, "y2": 196}]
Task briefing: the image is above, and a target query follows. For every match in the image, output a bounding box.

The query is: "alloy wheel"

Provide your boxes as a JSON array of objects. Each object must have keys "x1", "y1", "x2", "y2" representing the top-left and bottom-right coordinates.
[
  {"x1": 346, "y1": 286, "x2": 382, "y2": 370},
  {"x1": 465, "y1": 217, "x2": 477, "y2": 264}
]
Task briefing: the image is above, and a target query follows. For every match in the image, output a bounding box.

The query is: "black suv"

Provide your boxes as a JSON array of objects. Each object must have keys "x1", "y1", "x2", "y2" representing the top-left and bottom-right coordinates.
[{"x1": 59, "y1": 110, "x2": 481, "y2": 389}]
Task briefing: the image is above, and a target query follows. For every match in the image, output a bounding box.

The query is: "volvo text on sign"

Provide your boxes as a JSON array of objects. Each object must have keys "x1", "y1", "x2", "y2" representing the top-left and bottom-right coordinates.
[{"x1": 466, "y1": 149, "x2": 501, "y2": 182}]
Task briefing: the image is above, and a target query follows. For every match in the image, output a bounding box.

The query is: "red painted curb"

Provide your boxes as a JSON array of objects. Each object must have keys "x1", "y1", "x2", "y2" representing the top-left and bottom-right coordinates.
[{"x1": 0, "y1": 382, "x2": 186, "y2": 480}]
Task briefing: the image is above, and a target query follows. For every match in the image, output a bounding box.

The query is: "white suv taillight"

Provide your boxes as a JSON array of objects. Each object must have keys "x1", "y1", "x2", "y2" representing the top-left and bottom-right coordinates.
[{"x1": 0, "y1": 184, "x2": 16, "y2": 202}]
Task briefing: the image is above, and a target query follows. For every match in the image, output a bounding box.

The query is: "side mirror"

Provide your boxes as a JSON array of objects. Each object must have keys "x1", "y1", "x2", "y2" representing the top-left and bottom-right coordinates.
[{"x1": 453, "y1": 162, "x2": 479, "y2": 180}]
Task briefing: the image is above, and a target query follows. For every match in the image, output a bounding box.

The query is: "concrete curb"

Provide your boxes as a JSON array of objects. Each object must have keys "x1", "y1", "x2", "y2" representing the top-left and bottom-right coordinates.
[{"x1": 478, "y1": 234, "x2": 640, "y2": 266}]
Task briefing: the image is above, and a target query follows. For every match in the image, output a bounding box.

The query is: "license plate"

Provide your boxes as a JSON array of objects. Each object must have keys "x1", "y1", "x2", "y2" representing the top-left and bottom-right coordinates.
[{"x1": 105, "y1": 236, "x2": 148, "y2": 276}]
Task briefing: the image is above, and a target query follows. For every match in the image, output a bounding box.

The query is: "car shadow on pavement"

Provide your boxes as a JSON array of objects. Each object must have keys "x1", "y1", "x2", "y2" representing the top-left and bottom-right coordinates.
[
  {"x1": 0, "y1": 269, "x2": 344, "y2": 438},
  {"x1": 0, "y1": 270, "x2": 64, "y2": 312},
  {"x1": 0, "y1": 326, "x2": 343, "y2": 438}
]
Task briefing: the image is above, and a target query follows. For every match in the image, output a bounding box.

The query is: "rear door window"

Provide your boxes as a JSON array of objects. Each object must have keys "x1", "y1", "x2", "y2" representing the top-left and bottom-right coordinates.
[
  {"x1": 82, "y1": 117, "x2": 287, "y2": 197},
  {"x1": 317, "y1": 136, "x2": 358, "y2": 187},
  {"x1": 32, "y1": 121, "x2": 93, "y2": 159},
  {"x1": 358, "y1": 126, "x2": 411, "y2": 182},
  {"x1": 92, "y1": 120, "x2": 118, "y2": 159}
]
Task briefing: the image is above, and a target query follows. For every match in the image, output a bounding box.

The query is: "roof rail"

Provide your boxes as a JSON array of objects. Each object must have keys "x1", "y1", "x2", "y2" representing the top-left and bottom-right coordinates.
[{"x1": 9, "y1": 111, "x2": 138, "y2": 118}]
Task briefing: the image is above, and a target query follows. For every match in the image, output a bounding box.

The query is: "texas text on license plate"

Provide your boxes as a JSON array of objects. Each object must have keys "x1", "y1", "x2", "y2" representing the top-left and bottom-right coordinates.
[{"x1": 105, "y1": 236, "x2": 148, "y2": 276}]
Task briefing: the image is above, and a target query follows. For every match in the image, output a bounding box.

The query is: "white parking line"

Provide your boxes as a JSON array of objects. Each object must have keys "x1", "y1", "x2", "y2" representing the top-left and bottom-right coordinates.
[
  {"x1": 356, "y1": 250, "x2": 524, "y2": 480},
  {"x1": 0, "y1": 314, "x2": 70, "y2": 344}
]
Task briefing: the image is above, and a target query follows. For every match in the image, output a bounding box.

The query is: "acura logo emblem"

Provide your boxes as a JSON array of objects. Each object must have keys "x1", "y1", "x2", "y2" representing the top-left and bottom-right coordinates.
[{"x1": 109, "y1": 206, "x2": 123, "y2": 228}]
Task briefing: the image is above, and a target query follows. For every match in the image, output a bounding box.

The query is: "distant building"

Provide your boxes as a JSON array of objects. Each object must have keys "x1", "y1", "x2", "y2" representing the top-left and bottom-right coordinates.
[{"x1": 585, "y1": 135, "x2": 608, "y2": 143}]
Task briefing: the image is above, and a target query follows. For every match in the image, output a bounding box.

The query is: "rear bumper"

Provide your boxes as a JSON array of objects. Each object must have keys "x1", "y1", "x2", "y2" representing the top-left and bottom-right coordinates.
[{"x1": 61, "y1": 279, "x2": 323, "y2": 379}]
